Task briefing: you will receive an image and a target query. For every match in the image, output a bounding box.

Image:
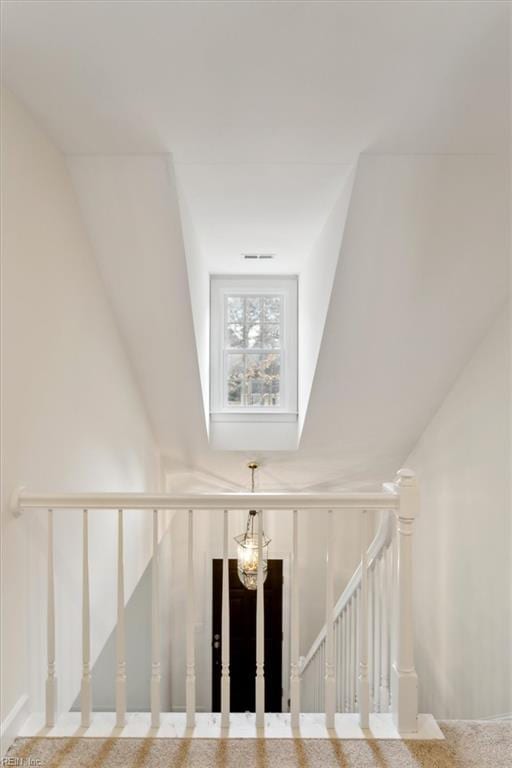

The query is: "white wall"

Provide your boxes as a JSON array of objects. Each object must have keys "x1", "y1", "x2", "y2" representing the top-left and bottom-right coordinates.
[
  {"x1": 408, "y1": 304, "x2": 511, "y2": 719},
  {"x1": 1, "y1": 89, "x2": 163, "y2": 746},
  {"x1": 175, "y1": 171, "x2": 211, "y2": 433},
  {"x1": 298, "y1": 165, "x2": 356, "y2": 435}
]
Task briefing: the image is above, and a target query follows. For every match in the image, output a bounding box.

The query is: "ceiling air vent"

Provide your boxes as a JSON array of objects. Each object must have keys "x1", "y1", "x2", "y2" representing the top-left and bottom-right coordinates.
[{"x1": 242, "y1": 253, "x2": 275, "y2": 260}]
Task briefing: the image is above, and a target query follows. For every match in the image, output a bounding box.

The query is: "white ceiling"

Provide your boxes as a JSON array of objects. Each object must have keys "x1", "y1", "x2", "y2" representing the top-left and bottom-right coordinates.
[
  {"x1": 3, "y1": 1, "x2": 510, "y2": 491},
  {"x1": 3, "y1": 1, "x2": 508, "y2": 159},
  {"x1": 174, "y1": 162, "x2": 351, "y2": 273}
]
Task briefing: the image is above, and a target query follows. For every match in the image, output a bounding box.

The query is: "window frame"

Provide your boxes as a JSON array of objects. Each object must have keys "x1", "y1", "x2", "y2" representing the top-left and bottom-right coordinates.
[{"x1": 210, "y1": 275, "x2": 298, "y2": 419}]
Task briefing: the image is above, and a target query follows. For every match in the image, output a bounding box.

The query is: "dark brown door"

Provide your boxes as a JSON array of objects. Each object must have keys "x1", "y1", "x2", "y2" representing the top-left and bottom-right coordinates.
[{"x1": 212, "y1": 558, "x2": 283, "y2": 713}]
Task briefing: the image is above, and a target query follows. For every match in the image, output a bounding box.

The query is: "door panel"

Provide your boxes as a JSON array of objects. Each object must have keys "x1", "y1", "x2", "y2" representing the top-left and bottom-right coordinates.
[{"x1": 212, "y1": 558, "x2": 283, "y2": 712}]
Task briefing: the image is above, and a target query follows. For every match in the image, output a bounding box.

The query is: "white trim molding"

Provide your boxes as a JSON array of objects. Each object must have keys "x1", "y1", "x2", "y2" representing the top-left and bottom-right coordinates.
[
  {"x1": 1, "y1": 694, "x2": 30, "y2": 756},
  {"x1": 481, "y1": 713, "x2": 512, "y2": 722},
  {"x1": 210, "y1": 274, "x2": 298, "y2": 417}
]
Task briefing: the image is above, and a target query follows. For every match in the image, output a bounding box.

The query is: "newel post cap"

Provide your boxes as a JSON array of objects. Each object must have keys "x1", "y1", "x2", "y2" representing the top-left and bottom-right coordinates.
[
  {"x1": 395, "y1": 468, "x2": 416, "y2": 484},
  {"x1": 395, "y1": 469, "x2": 419, "y2": 518},
  {"x1": 10, "y1": 486, "x2": 25, "y2": 518}
]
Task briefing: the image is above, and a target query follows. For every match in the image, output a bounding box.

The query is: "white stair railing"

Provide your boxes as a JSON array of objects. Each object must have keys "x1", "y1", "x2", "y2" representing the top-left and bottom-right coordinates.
[
  {"x1": 300, "y1": 507, "x2": 393, "y2": 715},
  {"x1": 300, "y1": 469, "x2": 419, "y2": 732},
  {"x1": 12, "y1": 469, "x2": 419, "y2": 734}
]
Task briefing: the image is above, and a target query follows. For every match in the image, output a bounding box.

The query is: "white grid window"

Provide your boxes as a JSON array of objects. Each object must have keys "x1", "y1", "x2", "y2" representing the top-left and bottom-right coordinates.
[{"x1": 211, "y1": 277, "x2": 297, "y2": 418}]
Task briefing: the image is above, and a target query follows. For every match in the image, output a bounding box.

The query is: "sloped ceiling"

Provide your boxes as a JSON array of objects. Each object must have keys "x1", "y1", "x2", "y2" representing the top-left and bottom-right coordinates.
[
  {"x1": 4, "y1": 0, "x2": 510, "y2": 491},
  {"x1": 69, "y1": 152, "x2": 509, "y2": 492},
  {"x1": 69, "y1": 156, "x2": 208, "y2": 464}
]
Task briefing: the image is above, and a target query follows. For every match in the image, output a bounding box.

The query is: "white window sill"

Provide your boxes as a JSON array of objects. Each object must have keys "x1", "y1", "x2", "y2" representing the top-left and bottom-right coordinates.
[{"x1": 210, "y1": 411, "x2": 298, "y2": 423}]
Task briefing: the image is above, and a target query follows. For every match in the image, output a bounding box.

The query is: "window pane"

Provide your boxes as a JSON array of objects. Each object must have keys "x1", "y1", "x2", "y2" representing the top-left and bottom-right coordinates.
[
  {"x1": 227, "y1": 354, "x2": 245, "y2": 404},
  {"x1": 223, "y1": 293, "x2": 284, "y2": 408},
  {"x1": 246, "y1": 323, "x2": 261, "y2": 348},
  {"x1": 263, "y1": 296, "x2": 281, "y2": 322},
  {"x1": 226, "y1": 323, "x2": 244, "y2": 348},
  {"x1": 245, "y1": 353, "x2": 281, "y2": 407},
  {"x1": 262, "y1": 323, "x2": 280, "y2": 348},
  {"x1": 246, "y1": 297, "x2": 261, "y2": 324},
  {"x1": 227, "y1": 296, "x2": 244, "y2": 323}
]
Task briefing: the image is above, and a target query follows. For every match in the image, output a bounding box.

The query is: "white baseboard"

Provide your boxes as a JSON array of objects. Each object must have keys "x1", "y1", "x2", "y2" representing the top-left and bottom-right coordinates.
[
  {"x1": 481, "y1": 712, "x2": 512, "y2": 722},
  {"x1": 1, "y1": 694, "x2": 30, "y2": 756}
]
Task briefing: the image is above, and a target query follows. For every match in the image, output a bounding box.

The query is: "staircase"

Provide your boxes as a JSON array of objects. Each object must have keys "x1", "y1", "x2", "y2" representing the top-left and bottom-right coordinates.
[{"x1": 300, "y1": 507, "x2": 394, "y2": 717}]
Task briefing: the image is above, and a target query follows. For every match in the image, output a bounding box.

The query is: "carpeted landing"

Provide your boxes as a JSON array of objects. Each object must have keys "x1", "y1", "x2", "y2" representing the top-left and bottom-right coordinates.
[{"x1": 7, "y1": 721, "x2": 512, "y2": 767}]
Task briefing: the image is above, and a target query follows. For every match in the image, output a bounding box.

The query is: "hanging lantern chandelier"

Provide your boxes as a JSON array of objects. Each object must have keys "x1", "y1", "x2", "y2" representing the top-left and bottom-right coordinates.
[{"x1": 235, "y1": 462, "x2": 270, "y2": 590}]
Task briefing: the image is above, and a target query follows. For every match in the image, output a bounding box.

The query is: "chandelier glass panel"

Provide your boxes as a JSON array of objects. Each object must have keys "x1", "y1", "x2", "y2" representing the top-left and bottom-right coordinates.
[{"x1": 235, "y1": 510, "x2": 270, "y2": 590}]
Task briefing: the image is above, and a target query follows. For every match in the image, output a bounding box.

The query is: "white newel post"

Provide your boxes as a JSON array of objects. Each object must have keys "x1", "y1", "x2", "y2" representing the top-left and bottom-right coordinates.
[
  {"x1": 391, "y1": 468, "x2": 419, "y2": 733},
  {"x1": 221, "y1": 510, "x2": 230, "y2": 728},
  {"x1": 46, "y1": 509, "x2": 57, "y2": 727},
  {"x1": 325, "y1": 509, "x2": 336, "y2": 728},
  {"x1": 151, "y1": 510, "x2": 161, "y2": 729},
  {"x1": 116, "y1": 510, "x2": 126, "y2": 728},
  {"x1": 290, "y1": 509, "x2": 300, "y2": 728},
  {"x1": 358, "y1": 510, "x2": 370, "y2": 728},
  {"x1": 81, "y1": 510, "x2": 92, "y2": 728},
  {"x1": 186, "y1": 509, "x2": 196, "y2": 728},
  {"x1": 255, "y1": 509, "x2": 265, "y2": 728}
]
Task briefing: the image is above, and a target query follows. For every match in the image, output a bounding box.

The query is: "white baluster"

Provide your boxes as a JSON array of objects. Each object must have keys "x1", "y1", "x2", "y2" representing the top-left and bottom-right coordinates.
[
  {"x1": 116, "y1": 510, "x2": 126, "y2": 728},
  {"x1": 319, "y1": 649, "x2": 323, "y2": 712},
  {"x1": 387, "y1": 540, "x2": 394, "y2": 711},
  {"x1": 340, "y1": 618, "x2": 344, "y2": 713},
  {"x1": 317, "y1": 650, "x2": 320, "y2": 712},
  {"x1": 374, "y1": 561, "x2": 381, "y2": 713},
  {"x1": 354, "y1": 589, "x2": 359, "y2": 711},
  {"x1": 81, "y1": 510, "x2": 92, "y2": 728},
  {"x1": 345, "y1": 604, "x2": 350, "y2": 711},
  {"x1": 348, "y1": 598, "x2": 354, "y2": 710},
  {"x1": 390, "y1": 513, "x2": 398, "y2": 701},
  {"x1": 354, "y1": 595, "x2": 359, "y2": 712},
  {"x1": 313, "y1": 653, "x2": 317, "y2": 712},
  {"x1": 186, "y1": 509, "x2": 196, "y2": 728},
  {"x1": 321, "y1": 643, "x2": 325, "y2": 705},
  {"x1": 336, "y1": 618, "x2": 341, "y2": 712},
  {"x1": 368, "y1": 563, "x2": 374, "y2": 707},
  {"x1": 354, "y1": 596, "x2": 359, "y2": 712},
  {"x1": 339, "y1": 617, "x2": 344, "y2": 712},
  {"x1": 343, "y1": 607, "x2": 349, "y2": 712},
  {"x1": 341, "y1": 616, "x2": 345, "y2": 712},
  {"x1": 255, "y1": 509, "x2": 265, "y2": 728},
  {"x1": 315, "y1": 646, "x2": 323, "y2": 712},
  {"x1": 221, "y1": 510, "x2": 230, "y2": 728},
  {"x1": 358, "y1": 510, "x2": 370, "y2": 727},
  {"x1": 320, "y1": 648, "x2": 323, "y2": 711},
  {"x1": 325, "y1": 509, "x2": 335, "y2": 728},
  {"x1": 391, "y1": 469, "x2": 419, "y2": 733},
  {"x1": 379, "y1": 548, "x2": 390, "y2": 712},
  {"x1": 151, "y1": 509, "x2": 161, "y2": 729},
  {"x1": 290, "y1": 509, "x2": 300, "y2": 728},
  {"x1": 46, "y1": 509, "x2": 57, "y2": 727}
]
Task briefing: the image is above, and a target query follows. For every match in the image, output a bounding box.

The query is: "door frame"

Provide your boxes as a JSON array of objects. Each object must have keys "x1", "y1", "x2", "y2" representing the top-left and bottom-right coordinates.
[{"x1": 207, "y1": 551, "x2": 291, "y2": 713}]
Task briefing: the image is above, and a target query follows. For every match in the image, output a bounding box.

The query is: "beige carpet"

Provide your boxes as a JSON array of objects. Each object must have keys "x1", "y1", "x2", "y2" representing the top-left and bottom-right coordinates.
[{"x1": 7, "y1": 722, "x2": 512, "y2": 767}]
